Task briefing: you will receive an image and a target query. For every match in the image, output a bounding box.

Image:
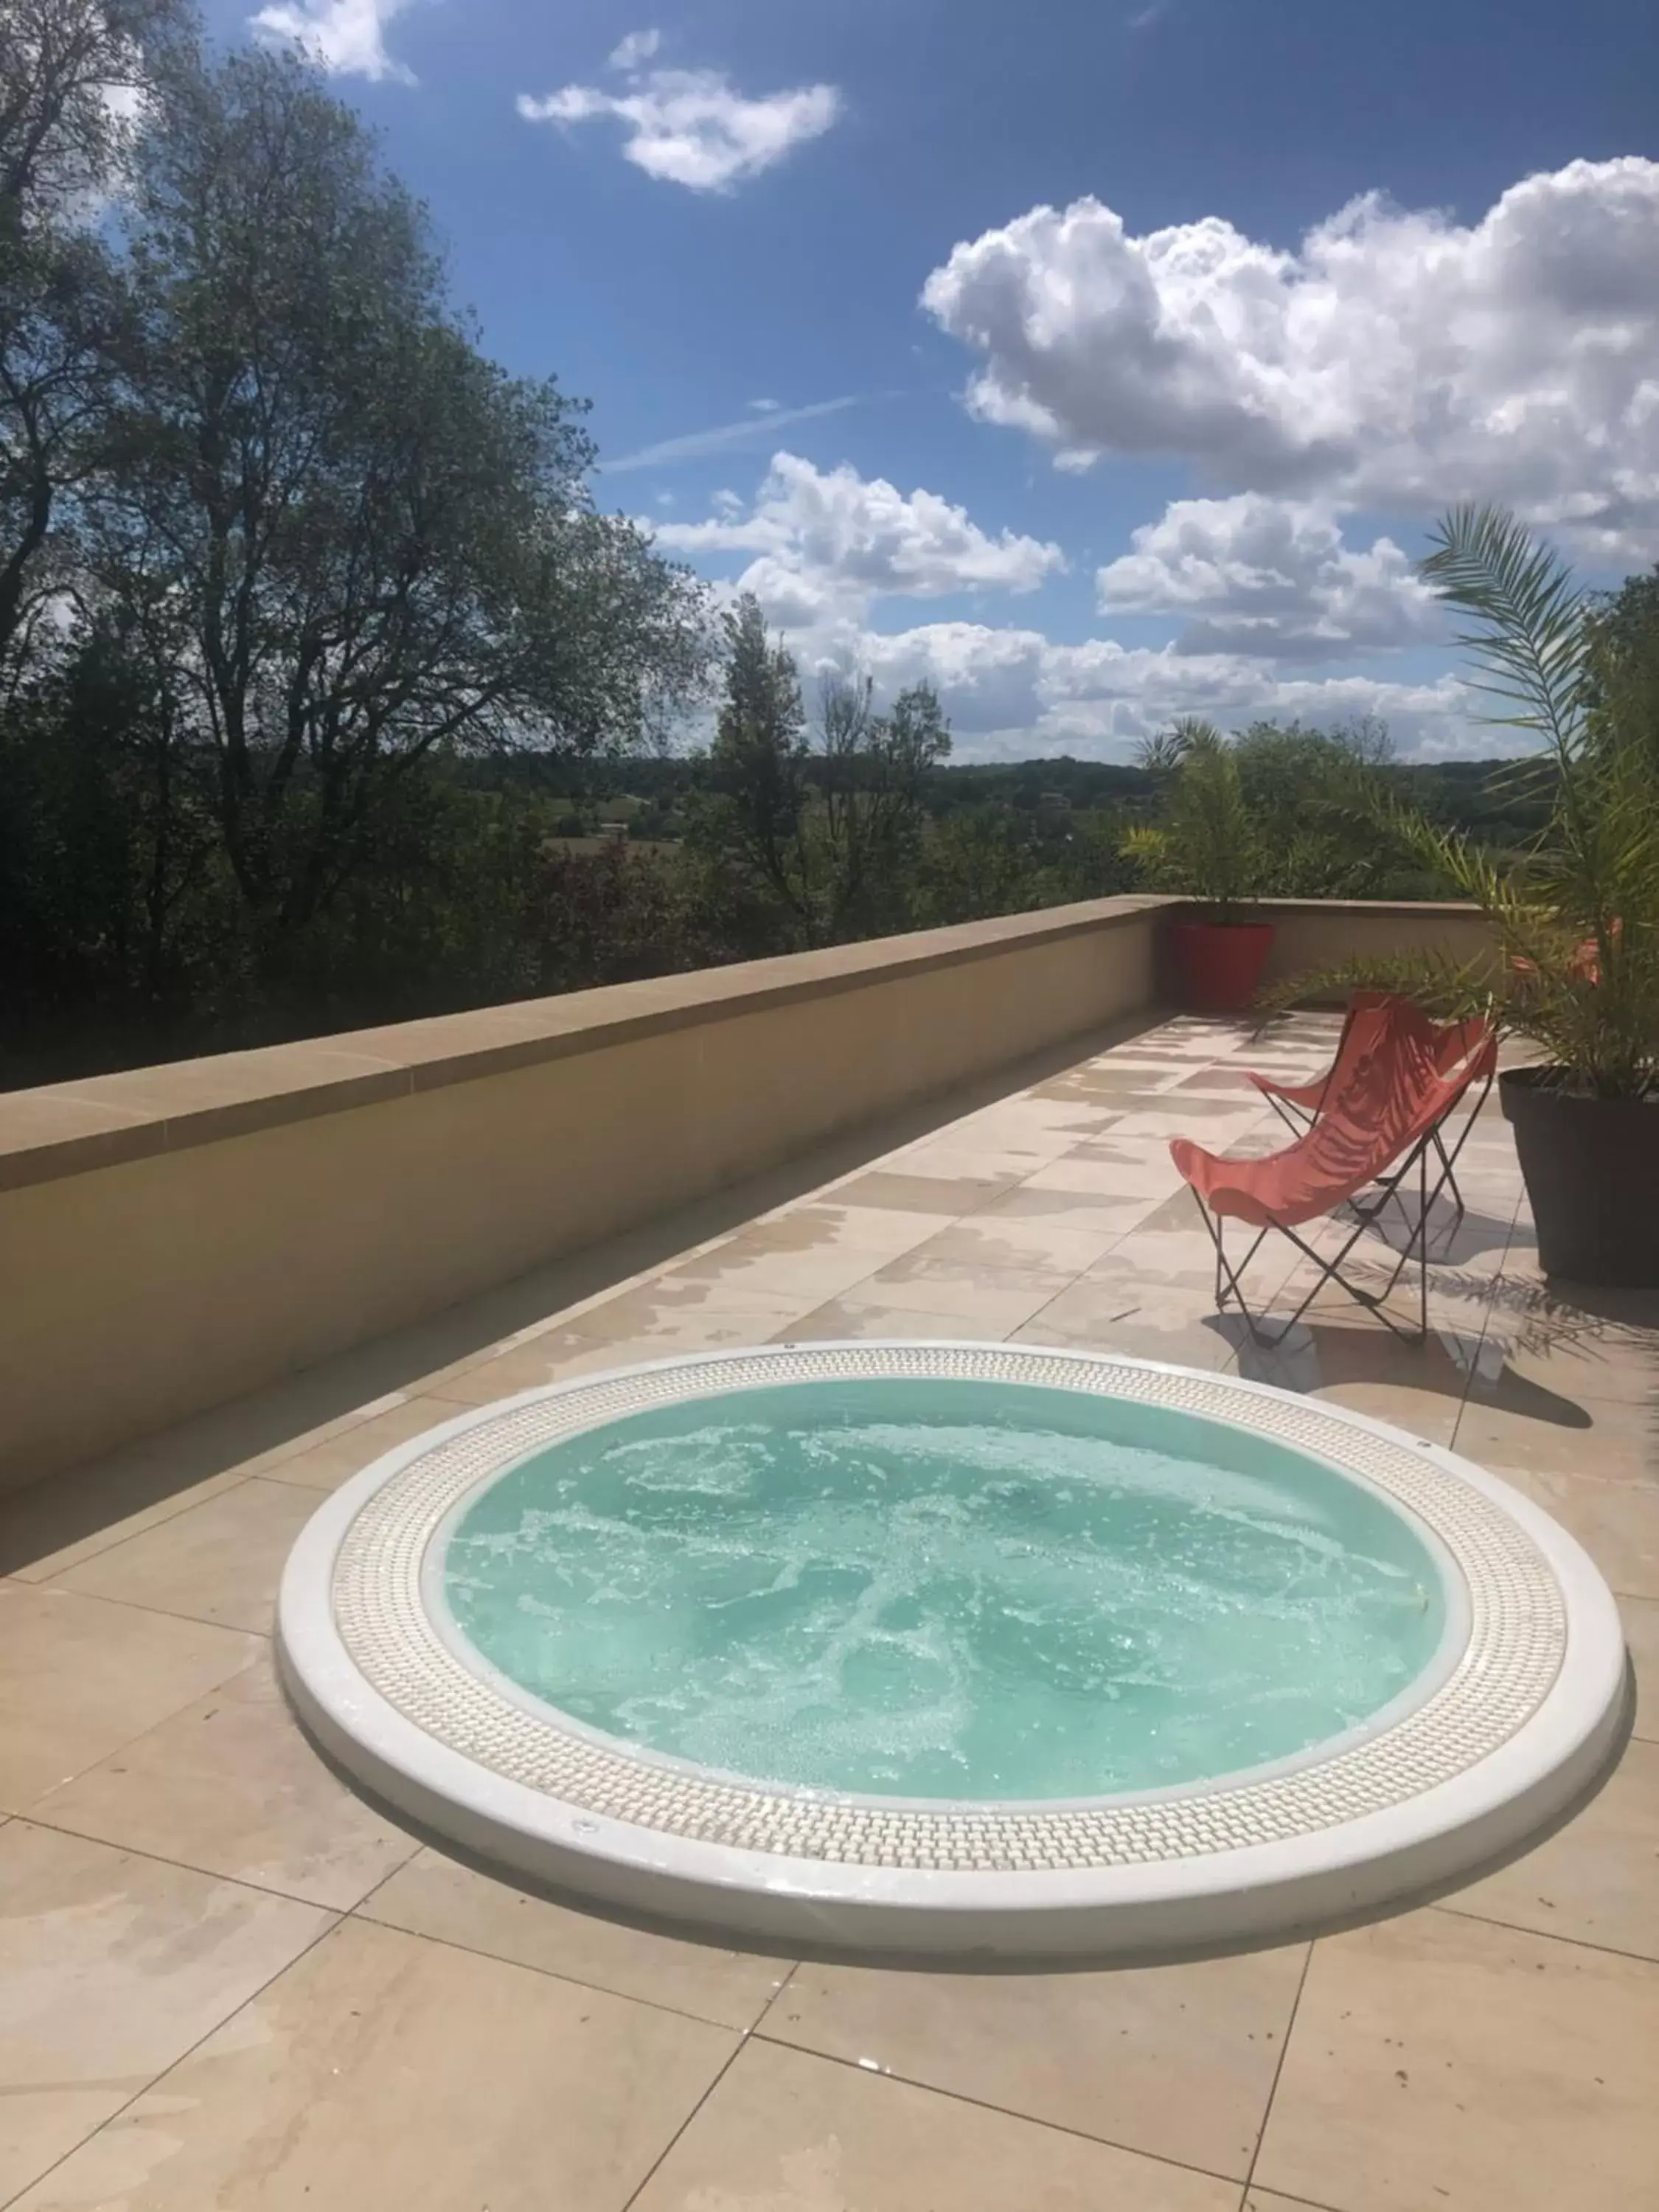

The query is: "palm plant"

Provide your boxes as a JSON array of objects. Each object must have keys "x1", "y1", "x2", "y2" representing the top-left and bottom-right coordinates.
[
  {"x1": 1267, "y1": 506, "x2": 1659, "y2": 1100},
  {"x1": 1121, "y1": 717, "x2": 1266, "y2": 923}
]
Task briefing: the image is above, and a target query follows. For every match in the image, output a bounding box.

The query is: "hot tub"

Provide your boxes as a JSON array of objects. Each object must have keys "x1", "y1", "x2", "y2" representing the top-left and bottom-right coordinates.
[{"x1": 277, "y1": 1343, "x2": 1627, "y2": 1958}]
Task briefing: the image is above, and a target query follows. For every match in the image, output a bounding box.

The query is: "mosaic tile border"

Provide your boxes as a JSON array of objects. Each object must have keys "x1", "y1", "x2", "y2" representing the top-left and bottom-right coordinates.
[{"x1": 321, "y1": 1346, "x2": 1571, "y2": 1874}]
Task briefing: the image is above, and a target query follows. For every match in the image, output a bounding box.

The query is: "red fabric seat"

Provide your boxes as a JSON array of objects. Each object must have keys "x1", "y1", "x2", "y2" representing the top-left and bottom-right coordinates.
[
  {"x1": 1246, "y1": 991, "x2": 1494, "y2": 1121},
  {"x1": 1245, "y1": 989, "x2": 1394, "y2": 1120}
]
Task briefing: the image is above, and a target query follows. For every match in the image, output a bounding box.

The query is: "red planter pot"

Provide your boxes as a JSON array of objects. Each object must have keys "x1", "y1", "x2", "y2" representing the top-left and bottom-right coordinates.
[{"x1": 1166, "y1": 920, "x2": 1276, "y2": 1015}]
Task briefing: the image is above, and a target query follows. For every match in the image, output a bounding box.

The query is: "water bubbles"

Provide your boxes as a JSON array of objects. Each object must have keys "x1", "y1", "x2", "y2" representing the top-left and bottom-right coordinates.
[{"x1": 443, "y1": 1377, "x2": 1445, "y2": 1801}]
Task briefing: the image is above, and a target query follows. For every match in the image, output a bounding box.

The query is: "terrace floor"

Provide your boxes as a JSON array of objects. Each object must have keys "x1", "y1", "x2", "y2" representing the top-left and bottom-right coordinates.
[{"x1": 1, "y1": 1011, "x2": 1655, "y2": 2211}]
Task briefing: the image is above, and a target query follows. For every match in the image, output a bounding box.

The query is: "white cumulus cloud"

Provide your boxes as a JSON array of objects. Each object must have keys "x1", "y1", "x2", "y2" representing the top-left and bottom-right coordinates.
[
  {"x1": 922, "y1": 159, "x2": 1659, "y2": 557},
  {"x1": 1096, "y1": 495, "x2": 1442, "y2": 660},
  {"x1": 651, "y1": 453, "x2": 1065, "y2": 625},
  {"x1": 518, "y1": 57, "x2": 840, "y2": 192},
  {"x1": 843, "y1": 622, "x2": 1472, "y2": 759},
  {"x1": 656, "y1": 465, "x2": 1473, "y2": 755},
  {"x1": 250, "y1": 0, "x2": 415, "y2": 83},
  {"x1": 608, "y1": 27, "x2": 661, "y2": 71}
]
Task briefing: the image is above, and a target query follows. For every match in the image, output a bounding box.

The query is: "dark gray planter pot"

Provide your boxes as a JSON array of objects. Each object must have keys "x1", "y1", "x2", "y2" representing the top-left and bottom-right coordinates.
[{"x1": 1500, "y1": 1067, "x2": 1659, "y2": 1287}]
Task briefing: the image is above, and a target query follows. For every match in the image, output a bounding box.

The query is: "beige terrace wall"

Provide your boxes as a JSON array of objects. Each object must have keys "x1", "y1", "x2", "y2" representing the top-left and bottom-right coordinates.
[
  {"x1": 0, "y1": 894, "x2": 1496, "y2": 1489},
  {"x1": 1253, "y1": 900, "x2": 1501, "y2": 994},
  {"x1": 0, "y1": 897, "x2": 1173, "y2": 1489}
]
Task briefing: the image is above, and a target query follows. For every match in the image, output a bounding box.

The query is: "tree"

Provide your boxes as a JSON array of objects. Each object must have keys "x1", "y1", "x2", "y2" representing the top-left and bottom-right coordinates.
[
  {"x1": 1233, "y1": 719, "x2": 1412, "y2": 896},
  {"x1": 696, "y1": 597, "x2": 951, "y2": 947},
  {"x1": 0, "y1": 0, "x2": 186, "y2": 673},
  {"x1": 700, "y1": 593, "x2": 811, "y2": 937},
  {"x1": 86, "y1": 44, "x2": 709, "y2": 958},
  {"x1": 1585, "y1": 565, "x2": 1659, "y2": 782},
  {"x1": 916, "y1": 808, "x2": 1034, "y2": 923},
  {"x1": 813, "y1": 669, "x2": 952, "y2": 939},
  {"x1": 1, "y1": 26, "x2": 718, "y2": 1074},
  {"x1": 527, "y1": 838, "x2": 735, "y2": 992}
]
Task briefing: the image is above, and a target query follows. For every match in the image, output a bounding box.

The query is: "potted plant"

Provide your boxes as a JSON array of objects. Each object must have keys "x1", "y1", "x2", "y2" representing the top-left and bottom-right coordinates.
[
  {"x1": 1267, "y1": 506, "x2": 1659, "y2": 1287},
  {"x1": 1121, "y1": 719, "x2": 1275, "y2": 1013}
]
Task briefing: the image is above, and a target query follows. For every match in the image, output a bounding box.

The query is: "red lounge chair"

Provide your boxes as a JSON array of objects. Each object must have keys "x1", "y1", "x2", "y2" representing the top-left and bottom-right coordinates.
[
  {"x1": 1174, "y1": 1000, "x2": 1498, "y2": 1346},
  {"x1": 1246, "y1": 992, "x2": 1493, "y2": 1224}
]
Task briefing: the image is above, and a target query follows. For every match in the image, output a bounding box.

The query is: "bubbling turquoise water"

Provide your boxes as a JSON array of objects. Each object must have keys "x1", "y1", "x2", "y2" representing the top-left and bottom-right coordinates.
[{"x1": 440, "y1": 1378, "x2": 1447, "y2": 1801}]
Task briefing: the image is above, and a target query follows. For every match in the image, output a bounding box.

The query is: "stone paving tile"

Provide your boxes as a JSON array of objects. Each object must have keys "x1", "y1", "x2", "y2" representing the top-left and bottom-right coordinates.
[
  {"x1": 763, "y1": 1944, "x2": 1307, "y2": 2183},
  {"x1": 1438, "y1": 1734, "x2": 1659, "y2": 1961},
  {"x1": 947, "y1": 1102, "x2": 1119, "y2": 1148},
  {"x1": 1469, "y1": 1278, "x2": 1659, "y2": 1402},
  {"x1": 886, "y1": 1140, "x2": 1068, "y2": 1182},
  {"x1": 1085, "y1": 1227, "x2": 1249, "y2": 1284},
  {"x1": 52, "y1": 1476, "x2": 320, "y2": 1635},
  {"x1": 1, "y1": 1466, "x2": 251, "y2": 1585},
  {"x1": 1624, "y1": 1596, "x2": 1659, "y2": 1742},
  {"x1": 1453, "y1": 1394, "x2": 1658, "y2": 1487},
  {"x1": 1239, "y1": 2194, "x2": 1345, "y2": 2212},
  {"x1": 0, "y1": 1375, "x2": 456, "y2": 1583},
  {"x1": 1175, "y1": 1066, "x2": 1295, "y2": 1093},
  {"x1": 5, "y1": 1917, "x2": 734, "y2": 2212},
  {"x1": 900, "y1": 1213, "x2": 1126, "y2": 1276},
  {"x1": 361, "y1": 1848, "x2": 792, "y2": 2031},
  {"x1": 0, "y1": 1820, "x2": 328, "y2": 2204},
  {"x1": 740, "y1": 1201, "x2": 959, "y2": 1257},
  {"x1": 970, "y1": 1179, "x2": 1170, "y2": 1236},
  {"x1": 566, "y1": 1273, "x2": 825, "y2": 1329},
  {"x1": 826, "y1": 1169, "x2": 1017, "y2": 1214},
  {"x1": 1455, "y1": 1335, "x2": 1630, "y2": 1430},
  {"x1": 630, "y1": 2037, "x2": 1241, "y2": 2212},
  {"x1": 1290, "y1": 1378, "x2": 1464, "y2": 1446},
  {"x1": 1018, "y1": 1273, "x2": 1253, "y2": 1364},
  {"x1": 1013, "y1": 1311, "x2": 1246, "y2": 1373},
  {"x1": 1110, "y1": 1107, "x2": 1273, "y2": 1144},
  {"x1": 1234, "y1": 1315, "x2": 1464, "y2": 1391},
  {"x1": 1231, "y1": 1321, "x2": 1475, "y2": 1444},
  {"x1": 426, "y1": 1298, "x2": 812, "y2": 1405},
  {"x1": 1018, "y1": 1153, "x2": 1186, "y2": 1205},
  {"x1": 853, "y1": 1250, "x2": 1077, "y2": 1332},
  {"x1": 1028, "y1": 1076, "x2": 1177, "y2": 1110},
  {"x1": 668, "y1": 1211, "x2": 894, "y2": 1264},
  {"x1": 1253, "y1": 1908, "x2": 1659, "y2": 2212},
  {"x1": 1063, "y1": 1125, "x2": 1194, "y2": 1161},
  {"x1": 1475, "y1": 1331, "x2": 1659, "y2": 1413},
  {"x1": 27, "y1": 1655, "x2": 420, "y2": 1911},
  {"x1": 659, "y1": 1251, "x2": 885, "y2": 1309},
  {"x1": 1492, "y1": 1464, "x2": 1659, "y2": 1599},
  {"x1": 778, "y1": 1297, "x2": 997, "y2": 1344},
  {"x1": 254, "y1": 1392, "x2": 473, "y2": 1492},
  {"x1": 1250, "y1": 1265, "x2": 1500, "y2": 1362},
  {"x1": 1244, "y1": 2194, "x2": 1340, "y2": 2212},
  {"x1": 0, "y1": 1584, "x2": 259, "y2": 1809}
]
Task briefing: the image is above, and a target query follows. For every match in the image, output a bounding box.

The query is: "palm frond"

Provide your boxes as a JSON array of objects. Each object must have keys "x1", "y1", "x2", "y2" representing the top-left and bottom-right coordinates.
[
  {"x1": 1135, "y1": 717, "x2": 1220, "y2": 777},
  {"x1": 1421, "y1": 506, "x2": 1588, "y2": 768},
  {"x1": 1121, "y1": 726, "x2": 1263, "y2": 919},
  {"x1": 1253, "y1": 952, "x2": 1499, "y2": 1029}
]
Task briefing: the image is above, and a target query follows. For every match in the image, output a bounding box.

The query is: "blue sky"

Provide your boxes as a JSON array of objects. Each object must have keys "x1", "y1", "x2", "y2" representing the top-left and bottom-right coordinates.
[{"x1": 206, "y1": 0, "x2": 1659, "y2": 758}]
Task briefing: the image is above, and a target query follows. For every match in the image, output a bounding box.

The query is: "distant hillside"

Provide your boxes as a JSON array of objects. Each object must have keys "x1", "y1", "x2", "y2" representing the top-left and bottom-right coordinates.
[{"x1": 467, "y1": 750, "x2": 1552, "y2": 851}]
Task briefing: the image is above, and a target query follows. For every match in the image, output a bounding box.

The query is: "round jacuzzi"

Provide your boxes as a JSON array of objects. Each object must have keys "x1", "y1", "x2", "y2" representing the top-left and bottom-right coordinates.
[{"x1": 277, "y1": 1343, "x2": 1627, "y2": 1958}]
